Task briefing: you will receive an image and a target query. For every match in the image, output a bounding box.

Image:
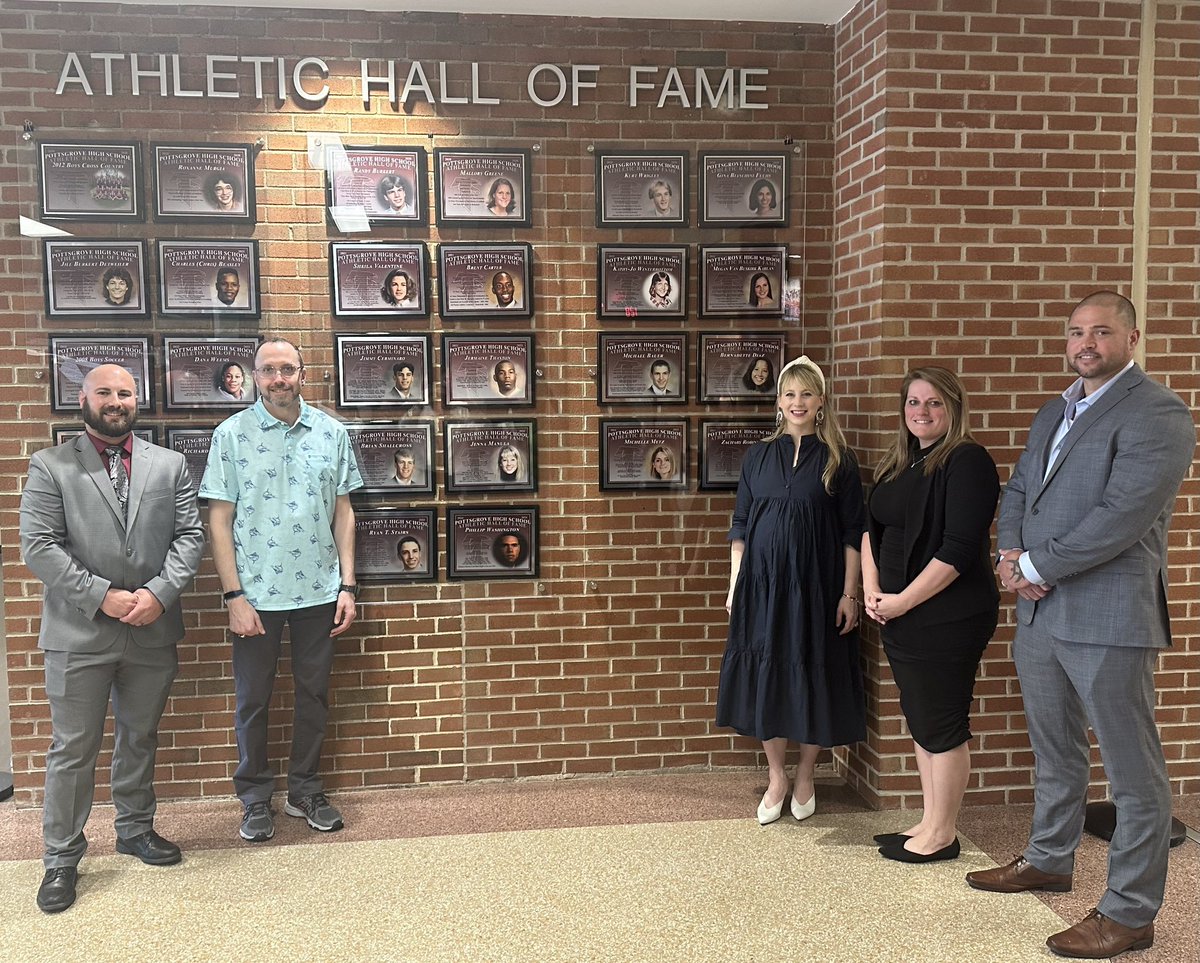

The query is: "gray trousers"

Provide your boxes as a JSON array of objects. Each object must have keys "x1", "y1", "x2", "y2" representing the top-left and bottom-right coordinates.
[
  {"x1": 1014, "y1": 625, "x2": 1170, "y2": 927},
  {"x1": 231, "y1": 602, "x2": 336, "y2": 807},
  {"x1": 42, "y1": 634, "x2": 177, "y2": 868}
]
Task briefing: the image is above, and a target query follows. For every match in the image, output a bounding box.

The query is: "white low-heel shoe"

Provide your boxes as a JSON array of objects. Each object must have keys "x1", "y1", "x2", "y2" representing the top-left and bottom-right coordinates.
[
  {"x1": 757, "y1": 792, "x2": 786, "y2": 825},
  {"x1": 790, "y1": 793, "x2": 816, "y2": 822}
]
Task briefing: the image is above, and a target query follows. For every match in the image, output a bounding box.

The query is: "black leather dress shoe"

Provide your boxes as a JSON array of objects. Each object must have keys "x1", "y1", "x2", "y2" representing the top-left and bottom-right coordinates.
[
  {"x1": 879, "y1": 837, "x2": 961, "y2": 863},
  {"x1": 115, "y1": 829, "x2": 182, "y2": 866},
  {"x1": 37, "y1": 866, "x2": 77, "y2": 913}
]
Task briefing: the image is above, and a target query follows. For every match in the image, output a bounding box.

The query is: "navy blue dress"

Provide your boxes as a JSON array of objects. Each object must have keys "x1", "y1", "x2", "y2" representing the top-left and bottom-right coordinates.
[{"x1": 716, "y1": 434, "x2": 867, "y2": 746}]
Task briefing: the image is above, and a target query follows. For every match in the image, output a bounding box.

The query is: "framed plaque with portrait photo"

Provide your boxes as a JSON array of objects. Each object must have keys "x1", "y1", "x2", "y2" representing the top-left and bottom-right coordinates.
[
  {"x1": 345, "y1": 421, "x2": 435, "y2": 497},
  {"x1": 698, "y1": 419, "x2": 775, "y2": 490},
  {"x1": 434, "y1": 148, "x2": 531, "y2": 228},
  {"x1": 325, "y1": 145, "x2": 428, "y2": 227},
  {"x1": 54, "y1": 425, "x2": 157, "y2": 447},
  {"x1": 330, "y1": 242, "x2": 430, "y2": 320},
  {"x1": 595, "y1": 150, "x2": 688, "y2": 228},
  {"x1": 596, "y1": 245, "x2": 687, "y2": 320},
  {"x1": 698, "y1": 152, "x2": 789, "y2": 228},
  {"x1": 49, "y1": 335, "x2": 152, "y2": 413},
  {"x1": 355, "y1": 507, "x2": 437, "y2": 583},
  {"x1": 443, "y1": 420, "x2": 537, "y2": 495},
  {"x1": 38, "y1": 140, "x2": 143, "y2": 222},
  {"x1": 165, "y1": 427, "x2": 215, "y2": 497},
  {"x1": 698, "y1": 245, "x2": 787, "y2": 319},
  {"x1": 597, "y1": 332, "x2": 687, "y2": 406},
  {"x1": 162, "y1": 336, "x2": 261, "y2": 411},
  {"x1": 437, "y1": 242, "x2": 533, "y2": 320},
  {"x1": 698, "y1": 333, "x2": 786, "y2": 404},
  {"x1": 152, "y1": 143, "x2": 256, "y2": 223},
  {"x1": 43, "y1": 239, "x2": 150, "y2": 320},
  {"x1": 599, "y1": 418, "x2": 688, "y2": 492},
  {"x1": 157, "y1": 239, "x2": 261, "y2": 319},
  {"x1": 446, "y1": 506, "x2": 539, "y2": 580},
  {"x1": 442, "y1": 334, "x2": 535, "y2": 408},
  {"x1": 334, "y1": 333, "x2": 432, "y2": 409}
]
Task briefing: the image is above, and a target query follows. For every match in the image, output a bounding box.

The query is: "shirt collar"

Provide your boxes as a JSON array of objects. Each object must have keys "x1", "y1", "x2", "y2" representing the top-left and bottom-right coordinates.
[
  {"x1": 1061, "y1": 359, "x2": 1135, "y2": 412},
  {"x1": 252, "y1": 396, "x2": 313, "y2": 430},
  {"x1": 85, "y1": 430, "x2": 132, "y2": 457}
]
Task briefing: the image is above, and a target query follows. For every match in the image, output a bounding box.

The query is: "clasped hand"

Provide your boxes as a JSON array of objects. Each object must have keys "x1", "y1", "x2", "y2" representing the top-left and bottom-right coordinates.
[
  {"x1": 997, "y1": 548, "x2": 1050, "y2": 601},
  {"x1": 101, "y1": 587, "x2": 164, "y2": 626},
  {"x1": 863, "y1": 590, "x2": 908, "y2": 624}
]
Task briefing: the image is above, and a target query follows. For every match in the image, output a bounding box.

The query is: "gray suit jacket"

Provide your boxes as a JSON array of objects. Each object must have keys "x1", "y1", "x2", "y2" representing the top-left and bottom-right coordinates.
[
  {"x1": 997, "y1": 364, "x2": 1195, "y2": 648},
  {"x1": 19, "y1": 434, "x2": 205, "y2": 653}
]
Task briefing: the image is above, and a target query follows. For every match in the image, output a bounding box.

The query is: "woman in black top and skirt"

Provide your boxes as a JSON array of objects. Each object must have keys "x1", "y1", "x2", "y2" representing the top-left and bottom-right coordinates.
[
  {"x1": 717, "y1": 356, "x2": 866, "y2": 825},
  {"x1": 862, "y1": 366, "x2": 1000, "y2": 863}
]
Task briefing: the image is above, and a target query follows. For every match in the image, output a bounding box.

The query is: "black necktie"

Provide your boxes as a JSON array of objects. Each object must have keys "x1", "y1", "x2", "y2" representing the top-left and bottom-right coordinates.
[{"x1": 104, "y1": 445, "x2": 129, "y2": 518}]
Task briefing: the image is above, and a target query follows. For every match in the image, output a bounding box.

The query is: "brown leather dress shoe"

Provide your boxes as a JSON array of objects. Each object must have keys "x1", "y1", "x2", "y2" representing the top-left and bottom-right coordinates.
[
  {"x1": 965, "y1": 855, "x2": 1072, "y2": 893},
  {"x1": 1046, "y1": 908, "x2": 1154, "y2": 959}
]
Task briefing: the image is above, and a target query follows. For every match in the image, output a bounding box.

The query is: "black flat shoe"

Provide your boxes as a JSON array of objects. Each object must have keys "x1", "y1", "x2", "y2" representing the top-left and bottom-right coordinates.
[
  {"x1": 879, "y1": 837, "x2": 961, "y2": 863},
  {"x1": 873, "y1": 831, "x2": 911, "y2": 846},
  {"x1": 116, "y1": 829, "x2": 182, "y2": 866},
  {"x1": 37, "y1": 866, "x2": 77, "y2": 913}
]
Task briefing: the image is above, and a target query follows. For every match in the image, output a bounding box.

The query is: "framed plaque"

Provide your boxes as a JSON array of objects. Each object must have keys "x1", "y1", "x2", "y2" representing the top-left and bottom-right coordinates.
[
  {"x1": 355, "y1": 507, "x2": 437, "y2": 583},
  {"x1": 446, "y1": 506, "x2": 539, "y2": 580},
  {"x1": 698, "y1": 419, "x2": 775, "y2": 490},
  {"x1": 443, "y1": 420, "x2": 537, "y2": 495},
  {"x1": 43, "y1": 239, "x2": 149, "y2": 320},
  {"x1": 329, "y1": 242, "x2": 429, "y2": 320},
  {"x1": 698, "y1": 333, "x2": 786, "y2": 403},
  {"x1": 698, "y1": 152, "x2": 789, "y2": 228},
  {"x1": 599, "y1": 418, "x2": 688, "y2": 492},
  {"x1": 434, "y1": 148, "x2": 531, "y2": 228},
  {"x1": 163, "y1": 336, "x2": 260, "y2": 411},
  {"x1": 157, "y1": 239, "x2": 261, "y2": 318},
  {"x1": 152, "y1": 143, "x2": 256, "y2": 222},
  {"x1": 441, "y1": 334, "x2": 535, "y2": 408},
  {"x1": 594, "y1": 150, "x2": 688, "y2": 228},
  {"x1": 437, "y1": 242, "x2": 533, "y2": 320},
  {"x1": 325, "y1": 145, "x2": 428, "y2": 227},
  {"x1": 698, "y1": 245, "x2": 787, "y2": 319},
  {"x1": 38, "y1": 140, "x2": 143, "y2": 222},
  {"x1": 49, "y1": 335, "x2": 152, "y2": 413},
  {"x1": 345, "y1": 421, "x2": 435, "y2": 496},
  {"x1": 53, "y1": 426, "x2": 156, "y2": 446},
  {"x1": 334, "y1": 333, "x2": 432, "y2": 408},
  {"x1": 165, "y1": 427, "x2": 215, "y2": 497},
  {"x1": 597, "y1": 332, "x2": 687, "y2": 405},
  {"x1": 596, "y1": 245, "x2": 688, "y2": 320}
]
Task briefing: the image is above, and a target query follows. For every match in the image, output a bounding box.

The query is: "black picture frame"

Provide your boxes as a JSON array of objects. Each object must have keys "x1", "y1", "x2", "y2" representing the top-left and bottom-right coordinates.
[
  {"x1": 596, "y1": 244, "x2": 688, "y2": 320},
  {"x1": 333, "y1": 333, "x2": 433, "y2": 409},
  {"x1": 599, "y1": 418, "x2": 689, "y2": 492},
  {"x1": 355, "y1": 507, "x2": 438, "y2": 583},
  {"x1": 698, "y1": 419, "x2": 776, "y2": 490},
  {"x1": 698, "y1": 151, "x2": 790, "y2": 228},
  {"x1": 330, "y1": 242, "x2": 430, "y2": 320},
  {"x1": 597, "y1": 332, "x2": 687, "y2": 405},
  {"x1": 446, "y1": 506, "x2": 539, "y2": 580},
  {"x1": 49, "y1": 335, "x2": 153, "y2": 413},
  {"x1": 698, "y1": 244, "x2": 787, "y2": 319},
  {"x1": 43, "y1": 239, "x2": 150, "y2": 320},
  {"x1": 38, "y1": 140, "x2": 144, "y2": 222},
  {"x1": 53, "y1": 425, "x2": 156, "y2": 446},
  {"x1": 434, "y1": 148, "x2": 532, "y2": 228},
  {"x1": 152, "y1": 143, "x2": 256, "y2": 223},
  {"x1": 437, "y1": 242, "x2": 534, "y2": 320},
  {"x1": 442, "y1": 333, "x2": 535, "y2": 408},
  {"x1": 594, "y1": 150, "x2": 688, "y2": 228},
  {"x1": 345, "y1": 421, "x2": 436, "y2": 496},
  {"x1": 162, "y1": 335, "x2": 261, "y2": 411},
  {"x1": 157, "y1": 239, "x2": 261, "y2": 319},
  {"x1": 165, "y1": 427, "x2": 215, "y2": 498},
  {"x1": 325, "y1": 145, "x2": 428, "y2": 228},
  {"x1": 698, "y1": 333, "x2": 787, "y2": 403},
  {"x1": 443, "y1": 419, "x2": 537, "y2": 495}
]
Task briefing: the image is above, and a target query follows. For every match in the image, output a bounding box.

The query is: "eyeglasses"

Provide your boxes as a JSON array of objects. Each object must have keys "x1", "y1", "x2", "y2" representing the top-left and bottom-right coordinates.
[{"x1": 255, "y1": 365, "x2": 302, "y2": 378}]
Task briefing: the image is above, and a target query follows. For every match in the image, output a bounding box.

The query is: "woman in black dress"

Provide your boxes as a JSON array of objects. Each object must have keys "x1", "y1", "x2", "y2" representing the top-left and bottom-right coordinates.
[
  {"x1": 716, "y1": 356, "x2": 865, "y2": 825},
  {"x1": 861, "y1": 366, "x2": 999, "y2": 863}
]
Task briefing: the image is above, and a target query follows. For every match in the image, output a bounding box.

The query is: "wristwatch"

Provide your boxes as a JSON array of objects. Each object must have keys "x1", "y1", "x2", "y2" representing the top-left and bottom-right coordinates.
[
  {"x1": 222, "y1": 588, "x2": 246, "y2": 605},
  {"x1": 338, "y1": 583, "x2": 359, "y2": 598}
]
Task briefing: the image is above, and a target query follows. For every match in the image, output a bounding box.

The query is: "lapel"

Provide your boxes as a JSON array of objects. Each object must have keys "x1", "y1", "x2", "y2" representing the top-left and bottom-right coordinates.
[
  {"x1": 126, "y1": 435, "x2": 151, "y2": 528},
  {"x1": 73, "y1": 434, "x2": 125, "y2": 526}
]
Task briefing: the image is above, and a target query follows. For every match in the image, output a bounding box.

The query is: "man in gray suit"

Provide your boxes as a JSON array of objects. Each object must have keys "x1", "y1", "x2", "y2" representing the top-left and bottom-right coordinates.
[
  {"x1": 19, "y1": 364, "x2": 204, "y2": 913},
  {"x1": 966, "y1": 292, "x2": 1195, "y2": 959}
]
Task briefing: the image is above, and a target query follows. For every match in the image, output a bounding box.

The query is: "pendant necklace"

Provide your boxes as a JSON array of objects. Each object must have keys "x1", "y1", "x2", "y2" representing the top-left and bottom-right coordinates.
[{"x1": 909, "y1": 449, "x2": 932, "y2": 470}]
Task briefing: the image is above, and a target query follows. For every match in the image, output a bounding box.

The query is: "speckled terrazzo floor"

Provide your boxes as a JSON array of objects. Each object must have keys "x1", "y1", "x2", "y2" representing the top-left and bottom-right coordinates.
[{"x1": 0, "y1": 773, "x2": 1196, "y2": 963}]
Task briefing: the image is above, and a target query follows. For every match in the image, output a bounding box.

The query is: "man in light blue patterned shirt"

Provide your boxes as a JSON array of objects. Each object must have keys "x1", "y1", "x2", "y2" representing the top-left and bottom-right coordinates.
[{"x1": 199, "y1": 337, "x2": 363, "y2": 843}]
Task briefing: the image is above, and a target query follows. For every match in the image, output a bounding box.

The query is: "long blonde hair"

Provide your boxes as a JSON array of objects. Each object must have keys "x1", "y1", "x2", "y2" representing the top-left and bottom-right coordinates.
[
  {"x1": 874, "y1": 366, "x2": 974, "y2": 483},
  {"x1": 767, "y1": 359, "x2": 850, "y2": 494}
]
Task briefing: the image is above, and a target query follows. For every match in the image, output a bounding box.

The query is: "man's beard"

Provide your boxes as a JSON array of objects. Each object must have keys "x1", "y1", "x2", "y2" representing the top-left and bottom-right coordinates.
[{"x1": 82, "y1": 397, "x2": 137, "y2": 438}]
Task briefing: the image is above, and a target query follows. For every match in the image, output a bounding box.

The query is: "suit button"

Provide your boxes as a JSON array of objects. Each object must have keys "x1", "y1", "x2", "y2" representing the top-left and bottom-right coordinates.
[
  {"x1": 126, "y1": 548, "x2": 133, "y2": 556},
  {"x1": 1031, "y1": 508, "x2": 1039, "y2": 515}
]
